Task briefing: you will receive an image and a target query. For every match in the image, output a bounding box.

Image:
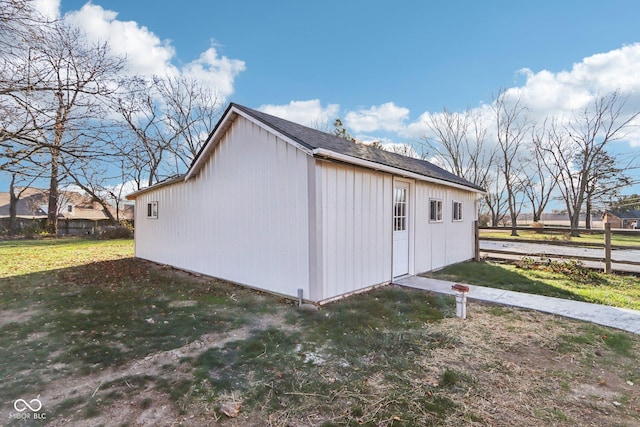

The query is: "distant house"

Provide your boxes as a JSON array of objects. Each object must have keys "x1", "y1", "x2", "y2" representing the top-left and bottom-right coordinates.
[
  {"x1": 127, "y1": 103, "x2": 484, "y2": 303},
  {"x1": 603, "y1": 210, "x2": 640, "y2": 229},
  {"x1": 0, "y1": 188, "x2": 132, "y2": 235}
]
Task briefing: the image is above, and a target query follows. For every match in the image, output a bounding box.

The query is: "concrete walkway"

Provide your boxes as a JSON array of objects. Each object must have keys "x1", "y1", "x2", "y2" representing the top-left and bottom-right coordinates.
[{"x1": 394, "y1": 275, "x2": 640, "y2": 335}]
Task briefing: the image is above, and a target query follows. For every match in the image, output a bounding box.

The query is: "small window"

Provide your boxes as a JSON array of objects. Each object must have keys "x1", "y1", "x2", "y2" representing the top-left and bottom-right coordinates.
[
  {"x1": 67, "y1": 204, "x2": 73, "y2": 213},
  {"x1": 453, "y1": 201, "x2": 463, "y2": 222},
  {"x1": 147, "y1": 201, "x2": 158, "y2": 219},
  {"x1": 429, "y1": 199, "x2": 443, "y2": 222}
]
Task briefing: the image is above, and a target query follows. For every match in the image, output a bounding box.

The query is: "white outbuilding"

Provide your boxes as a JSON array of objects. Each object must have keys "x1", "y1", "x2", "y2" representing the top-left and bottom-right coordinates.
[{"x1": 127, "y1": 103, "x2": 484, "y2": 303}]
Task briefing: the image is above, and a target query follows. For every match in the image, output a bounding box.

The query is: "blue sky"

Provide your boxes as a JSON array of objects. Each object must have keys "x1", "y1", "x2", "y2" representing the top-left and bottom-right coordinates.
[
  {"x1": 9, "y1": 0, "x2": 640, "y2": 197},
  {"x1": 59, "y1": 0, "x2": 640, "y2": 114}
]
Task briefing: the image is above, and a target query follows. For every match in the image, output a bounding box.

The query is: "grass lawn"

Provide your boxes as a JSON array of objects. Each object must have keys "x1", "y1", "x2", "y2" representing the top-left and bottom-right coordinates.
[
  {"x1": 425, "y1": 259, "x2": 640, "y2": 311},
  {"x1": 0, "y1": 237, "x2": 133, "y2": 277},
  {"x1": 1, "y1": 238, "x2": 639, "y2": 426}
]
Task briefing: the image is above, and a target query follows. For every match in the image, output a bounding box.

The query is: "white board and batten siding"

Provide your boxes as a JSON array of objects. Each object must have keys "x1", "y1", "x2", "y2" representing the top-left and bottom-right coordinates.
[
  {"x1": 316, "y1": 161, "x2": 393, "y2": 301},
  {"x1": 414, "y1": 182, "x2": 477, "y2": 273},
  {"x1": 314, "y1": 169, "x2": 478, "y2": 301},
  {"x1": 134, "y1": 115, "x2": 311, "y2": 299}
]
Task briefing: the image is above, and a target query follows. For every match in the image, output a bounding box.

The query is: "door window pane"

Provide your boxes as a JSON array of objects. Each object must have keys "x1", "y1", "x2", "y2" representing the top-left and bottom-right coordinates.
[{"x1": 394, "y1": 187, "x2": 407, "y2": 231}]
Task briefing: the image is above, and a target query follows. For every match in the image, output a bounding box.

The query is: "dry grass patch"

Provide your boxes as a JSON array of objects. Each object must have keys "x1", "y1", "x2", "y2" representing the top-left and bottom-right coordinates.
[{"x1": 423, "y1": 304, "x2": 640, "y2": 427}]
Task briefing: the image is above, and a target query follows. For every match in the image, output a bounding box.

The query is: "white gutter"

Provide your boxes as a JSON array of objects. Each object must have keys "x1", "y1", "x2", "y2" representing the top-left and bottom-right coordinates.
[{"x1": 312, "y1": 148, "x2": 486, "y2": 194}]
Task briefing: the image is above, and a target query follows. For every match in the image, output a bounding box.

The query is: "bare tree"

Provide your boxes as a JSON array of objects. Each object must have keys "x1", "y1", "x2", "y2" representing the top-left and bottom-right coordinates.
[
  {"x1": 582, "y1": 150, "x2": 631, "y2": 228},
  {"x1": 0, "y1": 2, "x2": 51, "y2": 234},
  {"x1": 113, "y1": 77, "x2": 168, "y2": 189},
  {"x1": 1, "y1": 137, "x2": 44, "y2": 229},
  {"x1": 0, "y1": 0, "x2": 49, "y2": 148},
  {"x1": 2, "y1": 13, "x2": 125, "y2": 233},
  {"x1": 422, "y1": 107, "x2": 496, "y2": 221},
  {"x1": 62, "y1": 160, "x2": 118, "y2": 223},
  {"x1": 540, "y1": 91, "x2": 639, "y2": 236},
  {"x1": 3, "y1": 21, "x2": 125, "y2": 233},
  {"x1": 6, "y1": 171, "x2": 42, "y2": 235},
  {"x1": 482, "y1": 169, "x2": 508, "y2": 226},
  {"x1": 114, "y1": 75, "x2": 221, "y2": 189},
  {"x1": 0, "y1": 0, "x2": 44, "y2": 45},
  {"x1": 423, "y1": 108, "x2": 473, "y2": 177},
  {"x1": 0, "y1": 0, "x2": 47, "y2": 81},
  {"x1": 523, "y1": 119, "x2": 561, "y2": 223},
  {"x1": 609, "y1": 194, "x2": 640, "y2": 211},
  {"x1": 492, "y1": 89, "x2": 531, "y2": 236},
  {"x1": 385, "y1": 143, "x2": 420, "y2": 158},
  {"x1": 156, "y1": 75, "x2": 221, "y2": 173}
]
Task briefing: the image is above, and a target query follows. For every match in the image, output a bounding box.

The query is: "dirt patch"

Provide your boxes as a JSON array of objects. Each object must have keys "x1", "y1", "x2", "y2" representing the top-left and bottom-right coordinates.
[
  {"x1": 40, "y1": 310, "x2": 286, "y2": 427},
  {"x1": 167, "y1": 300, "x2": 198, "y2": 308},
  {"x1": 0, "y1": 308, "x2": 39, "y2": 328}
]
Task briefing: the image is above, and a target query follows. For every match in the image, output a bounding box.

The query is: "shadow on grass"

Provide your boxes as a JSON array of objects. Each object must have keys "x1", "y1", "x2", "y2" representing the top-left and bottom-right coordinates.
[
  {"x1": 193, "y1": 286, "x2": 461, "y2": 425},
  {"x1": 422, "y1": 260, "x2": 589, "y2": 303},
  {"x1": 0, "y1": 258, "x2": 271, "y2": 406}
]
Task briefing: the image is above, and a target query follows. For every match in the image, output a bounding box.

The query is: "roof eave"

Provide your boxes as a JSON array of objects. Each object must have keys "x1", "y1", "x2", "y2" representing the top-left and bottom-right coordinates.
[{"x1": 125, "y1": 176, "x2": 185, "y2": 200}]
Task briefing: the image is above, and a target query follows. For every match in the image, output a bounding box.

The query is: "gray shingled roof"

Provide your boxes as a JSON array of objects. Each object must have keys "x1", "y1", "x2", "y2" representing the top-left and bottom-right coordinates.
[
  {"x1": 231, "y1": 103, "x2": 484, "y2": 192},
  {"x1": 609, "y1": 209, "x2": 640, "y2": 219}
]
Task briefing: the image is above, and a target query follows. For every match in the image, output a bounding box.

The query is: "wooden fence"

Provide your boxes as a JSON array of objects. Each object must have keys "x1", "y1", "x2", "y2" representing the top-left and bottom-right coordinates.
[{"x1": 476, "y1": 223, "x2": 640, "y2": 274}]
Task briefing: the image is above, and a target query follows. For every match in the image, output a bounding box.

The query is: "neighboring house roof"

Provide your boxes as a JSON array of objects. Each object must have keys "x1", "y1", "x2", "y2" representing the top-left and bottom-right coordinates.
[
  {"x1": 128, "y1": 103, "x2": 485, "y2": 199},
  {"x1": 0, "y1": 188, "x2": 127, "y2": 221},
  {"x1": 606, "y1": 209, "x2": 640, "y2": 219},
  {"x1": 0, "y1": 188, "x2": 48, "y2": 218}
]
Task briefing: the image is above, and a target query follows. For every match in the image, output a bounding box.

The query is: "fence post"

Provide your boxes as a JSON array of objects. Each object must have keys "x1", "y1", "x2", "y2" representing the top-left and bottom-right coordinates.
[
  {"x1": 604, "y1": 223, "x2": 612, "y2": 274},
  {"x1": 474, "y1": 220, "x2": 480, "y2": 262}
]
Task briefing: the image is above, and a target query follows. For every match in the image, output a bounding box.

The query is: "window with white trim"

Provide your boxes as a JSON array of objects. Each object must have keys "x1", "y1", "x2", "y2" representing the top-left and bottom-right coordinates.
[
  {"x1": 429, "y1": 199, "x2": 443, "y2": 222},
  {"x1": 147, "y1": 201, "x2": 158, "y2": 219},
  {"x1": 453, "y1": 201, "x2": 463, "y2": 221}
]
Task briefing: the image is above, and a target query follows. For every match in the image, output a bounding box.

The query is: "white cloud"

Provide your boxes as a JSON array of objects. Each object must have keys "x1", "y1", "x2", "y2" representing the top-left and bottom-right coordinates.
[
  {"x1": 108, "y1": 180, "x2": 141, "y2": 198},
  {"x1": 181, "y1": 46, "x2": 246, "y2": 101},
  {"x1": 502, "y1": 43, "x2": 640, "y2": 134},
  {"x1": 61, "y1": 3, "x2": 245, "y2": 102},
  {"x1": 345, "y1": 102, "x2": 410, "y2": 133},
  {"x1": 405, "y1": 111, "x2": 433, "y2": 139},
  {"x1": 33, "y1": 0, "x2": 60, "y2": 20},
  {"x1": 64, "y1": 4, "x2": 175, "y2": 76},
  {"x1": 258, "y1": 100, "x2": 340, "y2": 129},
  {"x1": 404, "y1": 104, "x2": 496, "y2": 142},
  {"x1": 355, "y1": 135, "x2": 391, "y2": 145},
  {"x1": 406, "y1": 44, "x2": 640, "y2": 147}
]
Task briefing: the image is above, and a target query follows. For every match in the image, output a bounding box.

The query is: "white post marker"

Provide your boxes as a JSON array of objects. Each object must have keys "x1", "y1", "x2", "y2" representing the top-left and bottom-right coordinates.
[{"x1": 451, "y1": 284, "x2": 470, "y2": 319}]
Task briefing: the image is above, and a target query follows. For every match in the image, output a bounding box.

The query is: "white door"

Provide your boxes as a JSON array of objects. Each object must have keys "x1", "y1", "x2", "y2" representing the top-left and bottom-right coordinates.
[{"x1": 392, "y1": 181, "x2": 409, "y2": 277}]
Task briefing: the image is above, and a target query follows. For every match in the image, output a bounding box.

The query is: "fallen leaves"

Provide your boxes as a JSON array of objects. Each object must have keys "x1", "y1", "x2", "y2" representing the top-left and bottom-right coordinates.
[{"x1": 219, "y1": 400, "x2": 242, "y2": 418}]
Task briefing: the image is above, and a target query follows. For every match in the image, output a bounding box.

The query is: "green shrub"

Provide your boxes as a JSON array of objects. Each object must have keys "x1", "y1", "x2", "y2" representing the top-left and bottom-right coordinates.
[{"x1": 99, "y1": 222, "x2": 134, "y2": 239}]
